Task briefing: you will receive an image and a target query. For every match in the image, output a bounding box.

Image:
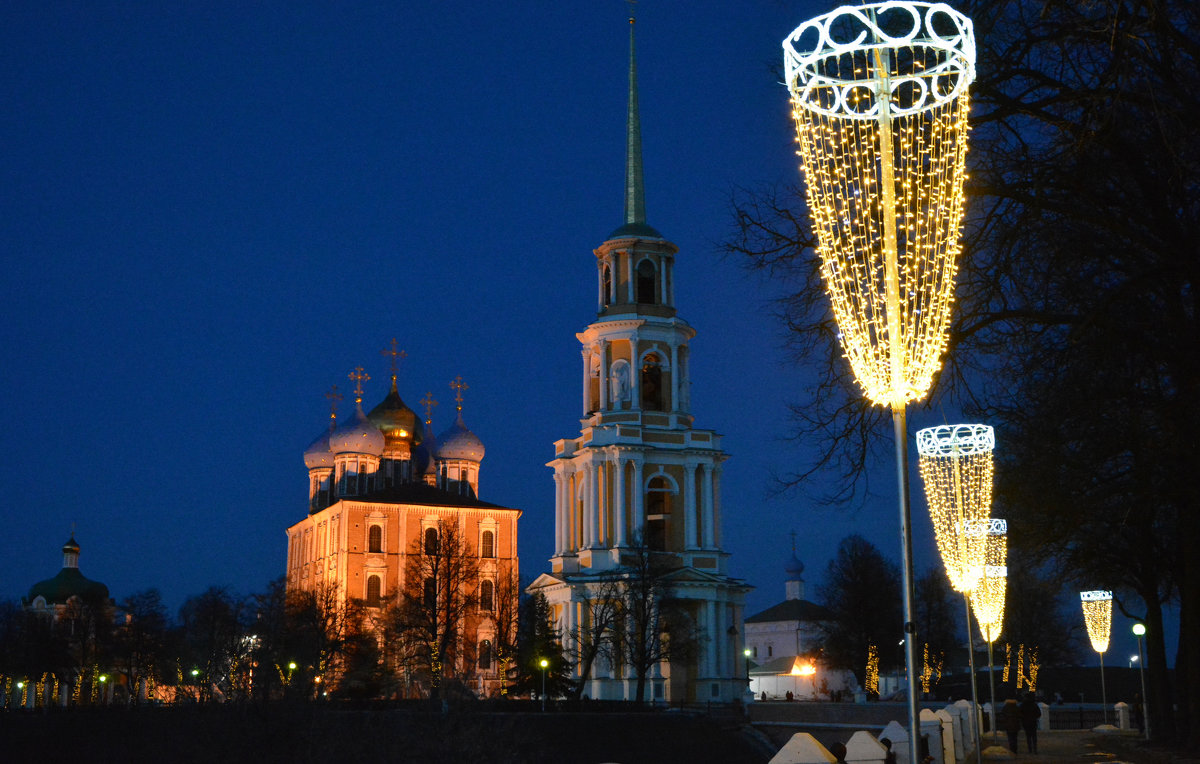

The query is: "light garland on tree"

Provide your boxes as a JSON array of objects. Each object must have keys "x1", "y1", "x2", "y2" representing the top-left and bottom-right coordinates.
[
  {"x1": 917, "y1": 425, "x2": 995, "y2": 592},
  {"x1": 1027, "y1": 647, "x2": 1040, "y2": 692},
  {"x1": 865, "y1": 643, "x2": 879, "y2": 694},
  {"x1": 1002, "y1": 643, "x2": 1011, "y2": 683},
  {"x1": 971, "y1": 519, "x2": 1007, "y2": 642},
  {"x1": 1081, "y1": 590, "x2": 1113, "y2": 653},
  {"x1": 783, "y1": 2, "x2": 975, "y2": 407}
]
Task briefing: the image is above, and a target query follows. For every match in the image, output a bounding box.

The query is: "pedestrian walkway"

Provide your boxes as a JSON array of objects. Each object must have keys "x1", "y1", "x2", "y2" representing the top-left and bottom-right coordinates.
[{"x1": 978, "y1": 729, "x2": 1174, "y2": 764}]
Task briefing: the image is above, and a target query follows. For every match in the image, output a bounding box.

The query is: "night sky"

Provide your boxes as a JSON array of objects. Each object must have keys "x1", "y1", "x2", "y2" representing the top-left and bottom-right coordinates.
[{"x1": 0, "y1": 1, "x2": 1161, "y2": 665}]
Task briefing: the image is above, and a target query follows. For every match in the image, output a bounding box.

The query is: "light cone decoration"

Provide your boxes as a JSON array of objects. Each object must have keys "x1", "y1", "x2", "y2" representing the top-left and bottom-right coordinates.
[
  {"x1": 783, "y1": 6, "x2": 975, "y2": 764},
  {"x1": 783, "y1": 2, "x2": 974, "y2": 408},
  {"x1": 971, "y1": 519, "x2": 1007, "y2": 643},
  {"x1": 1081, "y1": 590, "x2": 1113, "y2": 653},
  {"x1": 917, "y1": 424, "x2": 995, "y2": 593}
]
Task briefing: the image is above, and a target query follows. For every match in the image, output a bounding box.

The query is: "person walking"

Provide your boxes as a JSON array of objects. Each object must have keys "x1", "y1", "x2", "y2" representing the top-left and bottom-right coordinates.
[
  {"x1": 1000, "y1": 698, "x2": 1022, "y2": 754},
  {"x1": 1020, "y1": 693, "x2": 1042, "y2": 753}
]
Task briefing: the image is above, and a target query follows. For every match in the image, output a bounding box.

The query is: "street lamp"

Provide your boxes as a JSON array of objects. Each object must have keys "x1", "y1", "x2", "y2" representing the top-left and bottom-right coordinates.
[
  {"x1": 783, "y1": 7, "x2": 977, "y2": 760},
  {"x1": 744, "y1": 648, "x2": 752, "y2": 694},
  {"x1": 1132, "y1": 623, "x2": 1149, "y2": 739},
  {"x1": 539, "y1": 658, "x2": 549, "y2": 712},
  {"x1": 1129, "y1": 655, "x2": 1137, "y2": 669},
  {"x1": 190, "y1": 668, "x2": 200, "y2": 703}
]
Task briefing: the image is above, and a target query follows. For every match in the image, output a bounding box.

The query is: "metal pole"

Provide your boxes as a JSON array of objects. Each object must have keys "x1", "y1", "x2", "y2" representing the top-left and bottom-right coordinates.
[
  {"x1": 893, "y1": 406, "x2": 922, "y2": 764},
  {"x1": 987, "y1": 639, "x2": 999, "y2": 743},
  {"x1": 1136, "y1": 634, "x2": 1150, "y2": 740},
  {"x1": 1099, "y1": 651, "x2": 1108, "y2": 725},
  {"x1": 963, "y1": 595, "x2": 983, "y2": 762}
]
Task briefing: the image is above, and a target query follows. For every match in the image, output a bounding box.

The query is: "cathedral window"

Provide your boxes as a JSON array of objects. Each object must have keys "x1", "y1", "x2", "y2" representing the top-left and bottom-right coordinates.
[
  {"x1": 636, "y1": 259, "x2": 657, "y2": 303},
  {"x1": 480, "y1": 530, "x2": 495, "y2": 558},
  {"x1": 645, "y1": 475, "x2": 673, "y2": 552},
  {"x1": 423, "y1": 577, "x2": 437, "y2": 610},
  {"x1": 366, "y1": 575, "x2": 381, "y2": 606},
  {"x1": 479, "y1": 639, "x2": 492, "y2": 670},
  {"x1": 601, "y1": 263, "x2": 612, "y2": 307},
  {"x1": 479, "y1": 579, "x2": 494, "y2": 611},
  {"x1": 641, "y1": 355, "x2": 664, "y2": 411},
  {"x1": 424, "y1": 527, "x2": 439, "y2": 555},
  {"x1": 368, "y1": 525, "x2": 382, "y2": 553}
]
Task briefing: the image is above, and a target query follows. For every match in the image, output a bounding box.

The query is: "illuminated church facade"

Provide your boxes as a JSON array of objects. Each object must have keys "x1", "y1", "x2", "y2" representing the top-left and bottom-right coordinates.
[
  {"x1": 285, "y1": 362, "x2": 520, "y2": 696},
  {"x1": 526, "y1": 17, "x2": 750, "y2": 704}
]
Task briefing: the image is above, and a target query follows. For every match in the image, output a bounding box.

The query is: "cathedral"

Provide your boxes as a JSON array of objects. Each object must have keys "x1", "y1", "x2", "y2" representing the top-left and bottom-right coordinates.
[
  {"x1": 285, "y1": 353, "x2": 520, "y2": 696},
  {"x1": 526, "y1": 16, "x2": 750, "y2": 703}
]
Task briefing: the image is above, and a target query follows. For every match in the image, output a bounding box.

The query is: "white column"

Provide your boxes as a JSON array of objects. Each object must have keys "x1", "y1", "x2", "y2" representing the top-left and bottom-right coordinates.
[
  {"x1": 702, "y1": 463, "x2": 716, "y2": 549},
  {"x1": 592, "y1": 458, "x2": 604, "y2": 547},
  {"x1": 630, "y1": 339, "x2": 641, "y2": 409},
  {"x1": 613, "y1": 452, "x2": 627, "y2": 548},
  {"x1": 668, "y1": 258, "x2": 676, "y2": 306},
  {"x1": 598, "y1": 340, "x2": 609, "y2": 411},
  {"x1": 683, "y1": 462, "x2": 698, "y2": 550},
  {"x1": 553, "y1": 472, "x2": 564, "y2": 554},
  {"x1": 632, "y1": 459, "x2": 645, "y2": 541},
  {"x1": 713, "y1": 464, "x2": 724, "y2": 548},
  {"x1": 669, "y1": 343, "x2": 679, "y2": 412},
  {"x1": 658, "y1": 257, "x2": 666, "y2": 303},
  {"x1": 582, "y1": 467, "x2": 594, "y2": 548},
  {"x1": 581, "y1": 348, "x2": 590, "y2": 416}
]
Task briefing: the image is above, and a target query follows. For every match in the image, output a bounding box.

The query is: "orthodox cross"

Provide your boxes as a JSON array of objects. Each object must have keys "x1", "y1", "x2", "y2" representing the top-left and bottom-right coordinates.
[
  {"x1": 419, "y1": 391, "x2": 438, "y2": 425},
  {"x1": 348, "y1": 366, "x2": 370, "y2": 404},
  {"x1": 449, "y1": 376, "x2": 468, "y2": 413},
  {"x1": 790, "y1": 529, "x2": 798, "y2": 556},
  {"x1": 380, "y1": 338, "x2": 407, "y2": 385},
  {"x1": 325, "y1": 384, "x2": 343, "y2": 425}
]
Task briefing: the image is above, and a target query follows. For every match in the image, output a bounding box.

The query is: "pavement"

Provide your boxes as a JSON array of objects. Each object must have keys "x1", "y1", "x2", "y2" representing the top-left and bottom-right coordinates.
[{"x1": 976, "y1": 728, "x2": 1185, "y2": 764}]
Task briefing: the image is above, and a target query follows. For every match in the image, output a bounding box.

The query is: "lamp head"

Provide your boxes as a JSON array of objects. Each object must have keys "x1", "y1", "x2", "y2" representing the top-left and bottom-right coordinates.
[
  {"x1": 539, "y1": 658, "x2": 549, "y2": 669},
  {"x1": 1132, "y1": 623, "x2": 1146, "y2": 636}
]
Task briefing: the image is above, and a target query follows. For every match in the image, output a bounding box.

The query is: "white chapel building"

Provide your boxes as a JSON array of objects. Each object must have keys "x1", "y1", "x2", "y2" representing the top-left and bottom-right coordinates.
[{"x1": 526, "y1": 15, "x2": 750, "y2": 704}]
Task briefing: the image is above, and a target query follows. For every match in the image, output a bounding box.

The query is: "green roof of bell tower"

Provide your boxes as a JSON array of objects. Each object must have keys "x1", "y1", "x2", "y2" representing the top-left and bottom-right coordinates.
[{"x1": 609, "y1": 11, "x2": 662, "y2": 240}]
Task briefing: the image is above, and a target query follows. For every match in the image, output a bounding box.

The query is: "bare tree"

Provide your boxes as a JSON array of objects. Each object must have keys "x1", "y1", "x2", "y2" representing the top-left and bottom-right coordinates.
[
  {"x1": 568, "y1": 575, "x2": 622, "y2": 701},
  {"x1": 386, "y1": 519, "x2": 480, "y2": 699},
  {"x1": 113, "y1": 589, "x2": 168, "y2": 705}
]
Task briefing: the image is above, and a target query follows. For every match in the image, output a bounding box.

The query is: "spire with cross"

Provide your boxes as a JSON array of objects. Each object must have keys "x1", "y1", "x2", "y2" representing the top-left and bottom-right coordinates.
[
  {"x1": 419, "y1": 391, "x2": 438, "y2": 426},
  {"x1": 348, "y1": 367, "x2": 370, "y2": 405},
  {"x1": 325, "y1": 385, "x2": 343, "y2": 428},
  {"x1": 449, "y1": 376, "x2": 468, "y2": 414},
  {"x1": 380, "y1": 338, "x2": 407, "y2": 390}
]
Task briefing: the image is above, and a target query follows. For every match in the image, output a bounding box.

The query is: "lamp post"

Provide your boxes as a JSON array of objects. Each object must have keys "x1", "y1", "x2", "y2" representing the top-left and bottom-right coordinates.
[
  {"x1": 782, "y1": 8, "x2": 976, "y2": 764},
  {"x1": 191, "y1": 668, "x2": 200, "y2": 703},
  {"x1": 1132, "y1": 623, "x2": 1149, "y2": 739},
  {"x1": 1080, "y1": 591, "x2": 1113, "y2": 725},
  {"x1": 539, "y1": 658, "x2": 549, "y2": 712}
]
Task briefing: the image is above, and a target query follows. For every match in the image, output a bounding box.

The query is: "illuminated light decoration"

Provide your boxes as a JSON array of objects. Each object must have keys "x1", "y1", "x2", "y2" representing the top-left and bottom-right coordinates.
[
  {"x1": 971, "y1": 520, "x2": 1007, "y2": 642},
  {"x1": 783, "y1": 7, "x2": 975, "y2": 761},
  {"x1": 1081, "y1": 590, "x2": 1114, "y2": 653},
  {"x1": 1002, "y1": 643, "x2": 1011, "y2": 682},
  {"x1": 784, "y1": 2, "x2": 975, "y2": 408},
  {"x1": 865, "y1": 644, "x2": 879, "y2": 695},
  {"x1": 917, "y1": 425, "x2": 995, "y2": 593},
  {"x1": 1027, "y1": 648, "x2": 1040, "y2": 692}
]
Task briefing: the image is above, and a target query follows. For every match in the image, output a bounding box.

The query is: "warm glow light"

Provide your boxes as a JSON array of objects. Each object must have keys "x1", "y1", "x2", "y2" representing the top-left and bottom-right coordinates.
[
  {"x1": 865, "y1": 644, "x2": 879, "y2": 694},
  {"x1": 971, "y1": 520, "x2": 1007, "y2": 642},
  {"x1": 1081, "y1": 590, "x2": 1113, "y2": 653},
  {"x1": 1132, "y1": 623, "x2": 1146, "y2": 637},
  {"x1": 917, "y1": 425, "x2": 995, "y2": 592},
  {"x1": 783, "y1": 3, "x2": 975, "y2": 407}
]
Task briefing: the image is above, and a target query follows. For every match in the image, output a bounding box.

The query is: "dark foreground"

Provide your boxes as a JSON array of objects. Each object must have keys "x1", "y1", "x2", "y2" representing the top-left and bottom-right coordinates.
[{"x1": 0, "y1": 703, "x2": 773, "y2": 764}]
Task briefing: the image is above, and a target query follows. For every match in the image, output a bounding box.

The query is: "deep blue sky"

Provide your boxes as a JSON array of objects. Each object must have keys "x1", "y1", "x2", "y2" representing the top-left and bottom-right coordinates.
[{"x1": 0, "y1": 1, "x2": 1162, "y2": 666}]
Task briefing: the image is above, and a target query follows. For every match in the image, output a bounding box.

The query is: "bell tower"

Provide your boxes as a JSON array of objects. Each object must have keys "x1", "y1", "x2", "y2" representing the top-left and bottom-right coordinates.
[{"x1": 530, "y1": 10, "x2": 748, "y2": 704}]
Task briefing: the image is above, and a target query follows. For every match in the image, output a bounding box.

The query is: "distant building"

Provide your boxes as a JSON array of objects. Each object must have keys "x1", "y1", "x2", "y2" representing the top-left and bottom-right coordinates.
[
  {"x1": 526, "y1": 15, "x2": 749, "y2": 704},
  {"x1": 744, "y1": 547, "x2": 853, "y2": 700},
  {"x1": 24, "y1": 534, "x2": 111, "y2": 619},
  {"x1": 285, "y1": 363, "x2": 520, "y2": 697}
]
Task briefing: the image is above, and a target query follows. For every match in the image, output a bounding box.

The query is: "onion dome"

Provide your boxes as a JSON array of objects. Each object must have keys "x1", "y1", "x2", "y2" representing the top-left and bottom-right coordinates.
[
  {"x1": 303, "y1": 428, "x2": 335, "y2": 470},
  {"x1": 785, "y1": 553, "x2": 805, "y2": 581},
  {"x1": 27, "y1": 535, "x2": 109, "y2": 605},
  {"x1": 368, "y1": 379, "x2": 421, "y2": 449},
  {"x1": 436, "y1": 412, "x2": 485, "y2": 462},
  {"x1": 329, "y1": 402, "x2": 385, "y2": 456}
]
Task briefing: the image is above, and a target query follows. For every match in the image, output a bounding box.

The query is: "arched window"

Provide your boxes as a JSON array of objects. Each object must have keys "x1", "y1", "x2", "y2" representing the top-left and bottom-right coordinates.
[
  {"x1": 366, "y1": 575, "x2": 381, "y2": 606},
  {"x1": 636, "y1": 259, "x2": 657, "y2": 303},
  {"x1": 601, "y1": 263, "x2": 612, "y2": 307},
  {"x1": 481, "y1": 530, "x2": 495, "y2": 558},
  {"x1": 424, "y1": 527, "x2": 439, "y2": 555},
  {"x1": 641, "y1": 355, "x2": 664, "y2": 411},
  {"x1": 479, "y1": 579, "x2": 495, "y2": 611},
  {"x1": 645, "y1": 475, "x2": 673, "y2": 552},
  {"x1": 368, "y1": 525, "x2": 382, "y2": 553},
  {"x1": 479, "y1": 640, "x2": 493, "y2": 670}
]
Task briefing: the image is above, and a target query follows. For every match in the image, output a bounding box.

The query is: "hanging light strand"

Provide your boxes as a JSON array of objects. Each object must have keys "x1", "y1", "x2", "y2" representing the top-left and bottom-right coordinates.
[
  {"x1": 971, "y1": 520, "x2": 1007, "y2": 642},
  {"x1": 917, "y1": 425, "x2": 995, "y2": 592},
  {"x1": 1081, "y1": 590, "x2": 1113, "y2": 653}
]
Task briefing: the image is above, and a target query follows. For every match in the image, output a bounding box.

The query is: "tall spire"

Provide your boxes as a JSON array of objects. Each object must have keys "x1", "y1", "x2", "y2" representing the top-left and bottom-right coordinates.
[
  {"x1": 611, "y1": 5, "x2": 661, "y2": 239},
  {"x1": 624, "y1": 8, "x2": 645, "y2": 228}
]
